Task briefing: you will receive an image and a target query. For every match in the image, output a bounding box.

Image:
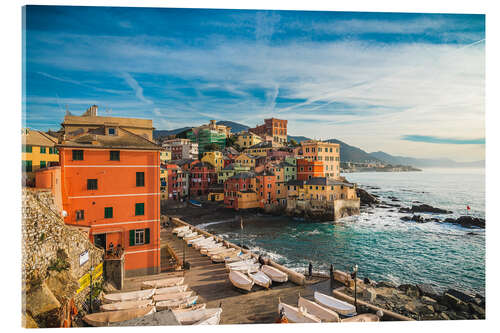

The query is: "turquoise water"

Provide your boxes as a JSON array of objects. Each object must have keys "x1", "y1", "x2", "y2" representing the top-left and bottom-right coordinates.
[{"x1": 203, "y1": 168, "x2": 485, "y2": 295}]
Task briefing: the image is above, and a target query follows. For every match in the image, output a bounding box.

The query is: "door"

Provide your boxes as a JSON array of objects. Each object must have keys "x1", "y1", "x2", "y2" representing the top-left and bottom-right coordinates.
[{"x1": 94, "y1": 233, "x2": 106, "y2": 250}]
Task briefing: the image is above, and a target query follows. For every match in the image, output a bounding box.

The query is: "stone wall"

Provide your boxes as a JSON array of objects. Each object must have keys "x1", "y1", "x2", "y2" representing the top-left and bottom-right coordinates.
[
  {"x1": 333, "y1": 199, "x2": 361, "y2": 220},
  {"x1": 22, "y1": 188, "x2": 104, "y2": 327},
  {"x1": 285, "y1": 198, "x2": 360, "y2": 221}
]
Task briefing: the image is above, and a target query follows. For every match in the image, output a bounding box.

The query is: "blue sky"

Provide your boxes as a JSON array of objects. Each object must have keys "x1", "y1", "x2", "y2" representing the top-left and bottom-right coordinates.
[{"x1": 23, "y1": 6, "x2": 485, "y2": 161}]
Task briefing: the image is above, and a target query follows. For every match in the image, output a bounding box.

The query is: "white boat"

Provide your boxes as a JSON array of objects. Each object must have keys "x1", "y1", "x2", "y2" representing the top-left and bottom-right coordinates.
[
  {"x1": 210, "y1": 248, "x2": 236, "y2": 259},
  {"x1": 153, "y1": 291, "x2": 194, "y2": 302},
  {"x1": 211, "y1": 250, "x2": 240, "y2": 263},
  {"x1": 206, "y1": 246, "x2": 231, "y2": 256},
  {"x1": 173, "y1": 308, "x2": 222, "y2": 325},
  {"x1": 228, "y1": 271, "x2": 254, "y2": 291},
  {"x1": 141, "y1": 277, "x2": 184, "y2": 289},
  {"x1": 341, "y1": 314, "x2": 380, "y2": 322},
  {"x1": 155, "y1": 285, "x2": 188, "y2": 295},
  {"x1": 224, "y1": 253, "x2": 252, "y2": 264},
  {"x1": 298, "y1": 296, "x2": 340, "y2": 322},
  {"x1": 182, "y1": 231, "x2": 198, "y2": 239},
  {"x1": 156, "y1": 296, "x2": 198, "y2": 311},
  {"x1": 230, "y1": 263, "x2": 260, "y2": 274},
  {"x1": 278, "y1": 301, "x2": 321, "y2": 323},
  {"x1": 172, "y1": 226, "x2": 189, "y2": 234},
  {"x1": 193, "y1": 308, "x2": 222, "y2": 325},
  {"x1": 100, "y1": 299, "x2": 153, "y2": 312},
  {"x1": 248, "y1": 271, "x2": 272, "y2": 289},
  {"x1": 313, "y1": 291, "x2": 356, "y2": 316},
  {"x1": 103, "y1": 288, "x2": 155, "y2": 303},
  {"x1": 83, "y1": 306, "x2": 155, "y2": 326},
  {"x1": 185, "y1": 234, "x2": 203, "y2": 242},
  {"x1": 173, "y1": 303, "x2": 206, "y2": 313},
  {"x1": 177, "y1": 229, "x2": 192, "y2": 238},
  {"x1": 226, "y1": 259, "x2": 257, "y2": 271},
  {"x1": 199, "y1": 243, "x2": 223, "y2": 255},
  {"x1": 193, "y1": 239, "x2": 216, "y2": 250},
  {"x1": 187, "y1": 235, "x2": 207, "y2": 245},
  {"x1": 261, "y1": 265, "x2": 288, "y2": 283}
]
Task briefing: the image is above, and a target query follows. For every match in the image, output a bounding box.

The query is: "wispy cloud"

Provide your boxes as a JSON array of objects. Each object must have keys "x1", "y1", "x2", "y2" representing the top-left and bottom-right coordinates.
[
  {"x1": 401, "y1": 135, "x2": 485, "y2": 145},
  {"x1": 120, "y1": 72, "x2": 153, "y2": 105}
]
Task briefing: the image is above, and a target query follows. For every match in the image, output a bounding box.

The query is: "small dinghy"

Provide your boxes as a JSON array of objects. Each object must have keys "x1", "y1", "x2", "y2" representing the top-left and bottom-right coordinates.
[
  {"x1": 172, "y1": 226, "x2": 189, "y2": 234},
  {"x1": 156, "y1": 296, "x2": 198, "y2": 311},
  {"x1": 298, "y1": 296, "x2": 340, "y2": 322},
  {"x1": 83, "y1": 306, "x2": 155, "y2": 327},
  {"x1": 212, "y1": 250, "x2": 239, "y2": 263},
  {"x1": 193, "y1": 308, "x2": 222, "y2": 325},
  {"x1": 153, "y1": 291, "x2": 194, "y2": 302},
  {"x1": 224, "y1": 253, "x2": 252, "y2": 263},
  {"x1": 173, "y1": 303, "x2": 206, "y2": 313},
  {"x1": 278, "y1": 301, "x2": 321, "y2": 323},
  {"x1": 314, "y1": 291, "x2": 356, "y2": 316},
  {"x1": 100, "y1": 299, "x2": 153, "y2": 312},
  {"x1": 200, "y1": 243, "x2": 223, "y2": 255},
  {"x1": 226, "y1": 259, "x2": 257, "y2": 270},
  {"x1": 341, "y1": 313, "x2": 380, "y2": 322},
  {"x1": 182, "y1": 231, "x2": 198, "y2": 239},
  {"x1": 142, "y1": 277, "x2": 184, "y2": 289},
  {"x1": 248, "y1": 271, "x2": 272, "y2": 288},
  {"x1": 177, "y1": 229, "x2": 192, "y2": 238},
  {"x1": 103, "y1": 288, "x2": 155, "y2": 303},
  {"x1": 193, "y1": 239, "x2": 216, "y2": 250},
  {"x1": 228, "y1": 263, "x2": 260, "y2": 274},
  {"x1": 173, "y1": 307, "x2": 222, "y2": 325},
  {"x1": 206, "y1": 246, "x2": 231, "y2": 256},
  {"x1": 187, "y1": 235, "x2": 207, "y2": 245},
  {"x1": 185, "y1": 234, "x2": 203, "y2": 242},
  {"x1": 261, "y1": 265, "x2": 288, "y2": 283},
  {"x1": 229, "y1": 271, "x2": 254, "y2": 291},
  {"x1": 155, "y1": 285, "x2": 188, "y2": 295}
]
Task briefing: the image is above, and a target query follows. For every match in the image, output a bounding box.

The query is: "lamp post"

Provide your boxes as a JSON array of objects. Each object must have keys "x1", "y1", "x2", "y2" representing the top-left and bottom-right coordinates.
[{"x1": 352, "y1": 264, "x2": 358, "y2": 313}]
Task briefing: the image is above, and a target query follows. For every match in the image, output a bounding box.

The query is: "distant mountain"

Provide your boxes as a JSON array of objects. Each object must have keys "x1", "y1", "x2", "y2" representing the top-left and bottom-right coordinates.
[
  {"x1": 369, "y1": 151, "x2": 484, "y2": 168},
  {"x1": 287, "y1": 135, "x2": 311, "y2": 143},
  {"x1": 153, "y1": 127, "x2": 191, "y2": 140},
  {"x1": 325, "y1": 139, "x2": 382, "y2": 163},
  {"x1": 216, "y1": 121, "x2": 249, "y2": 133}
]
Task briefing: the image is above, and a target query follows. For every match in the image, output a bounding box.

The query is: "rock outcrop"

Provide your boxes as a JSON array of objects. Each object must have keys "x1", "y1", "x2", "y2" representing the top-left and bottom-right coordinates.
[
  {"x1": 399, "y1": 204, "x2": 452, "y2": 214},
  {"x1": 356, "y1": 188, "x2": 380, "y2": 206}
]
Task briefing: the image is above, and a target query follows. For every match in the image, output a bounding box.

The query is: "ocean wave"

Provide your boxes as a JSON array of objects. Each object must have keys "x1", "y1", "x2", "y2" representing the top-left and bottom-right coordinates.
[{"x1": 196, "y1": 217, "x2": 238, "y2": 229}]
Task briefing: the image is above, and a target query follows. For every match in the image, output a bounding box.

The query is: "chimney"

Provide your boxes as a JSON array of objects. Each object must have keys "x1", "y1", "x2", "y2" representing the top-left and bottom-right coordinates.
[{"x1": 90, "y1": 105, "x2": 98, "y2": 116}]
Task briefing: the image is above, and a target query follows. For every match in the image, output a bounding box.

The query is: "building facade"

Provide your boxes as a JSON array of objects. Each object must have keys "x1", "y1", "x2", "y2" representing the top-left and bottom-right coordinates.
[
  {"x1": 22, "y1": 128, "x2": 59, "y2": 186},
  {"x1": 300, "y1": 140, "x2": 341, "y2": 179},
  {"x1": 217, "y1": 163, "x2": 251, "y2": 184},
  {"x1": 189, "y1": 162, "x2": 217, "y2": 197},
  {"x1": 249, "y1": 118, "x2": 288, "y2": 145},
  {"x1": 235, "y1": 131, "x2": 263, "y2": 149},
  {"x1": 201, "y1": 151, "x2": 225, "y2": 171},
  {"x1": 234, "y1": 153, "x2": 259, "y2": 169},
  {"x1": 162, "y1": 138, "x2": 198, "y2": 160},
  {"x1": 296, "y1": 158, "x2": 324, "y2": 181}
]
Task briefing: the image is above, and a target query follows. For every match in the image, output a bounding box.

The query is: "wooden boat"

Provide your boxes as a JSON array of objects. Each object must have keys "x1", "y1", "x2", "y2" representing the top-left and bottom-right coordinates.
[
  {"x1": 172, "y1": 303, "x2": 206, "y2": 313},
  {"x1": 156, "y1": 296, "x2": 198, "y2": 311},
  {"x1": 261, "y1": 265, "x2": 288, "y2": 283},
  {"x1": 182, "y1": 231, "x2": 198, "y2": 239},
  {"x1": 155, "y1": 285, "x2": 188, "y2": 295},
  {"x1": 298, "y1": 296, "x2": 340, "y2": 322},
  {"x1": 177, "y1": 229, "x2": 192, "y2": 238},
  {"x1": 189, "y1": 199, "x2": 202, "y2": 207},
  {"x1": 100, "y1": 299, "x2": 153, "y2": 312},
  {"x1": 211, "y1": 250, "x2": 239, "y2": 263},
  {"x1": 226, "y1": 259, "x2": 256, "y2": 270},
  {"x1": 224, "y1": 253, "x2": 252, "y2": 263},
  {"x1": 173, "y1": 308, "x2": 222, "y2": 325},
  {"x1": 83, "y1": 306, "x2": 155, "y2": 327},
  {"x1": 230, "y1": 263, "x2": 260, "y2": 274},
  {"x1": 313, "y1": 291, "x2": 356, "y2": 316},
  {"x1": 193, "y1": 308, "x2": 222, "y2": 325},
  {"x1": 341, "y1": 313, "x2": 380, "y2": 322},
  {"x1": 206, "y1": 246, "x2": 231, "y2": 256},
  {"x1": 228, "y1": 271, "x2": 254, "y2": 291},
  {"x1": 141, "y1": 277, "x2": 184, "y2": 289},
  {"x1": 103, "y1": 288, "x2": 155, "y2": 303},
  {"x1": 172, "y1": 226, "x2": 189, "y2": 234},
  {"x1": 248, "y1": 271, "x2": 272, "y2": 288},
  {"x1": 185, "y1": 234, "x2": 203, "y2": 242},
  {"x1": 200, "y1": 243, "x2": 223, "y2": 255},
  {"x1": 209, "y1": 248, "x2": 236, "y2": 259},
  {"x1": 153, "y1": 291, "x2": 194, "y2": 302},
  {"x1": 188, "y1": 236, "x2": 209, "y2": 245},
  {"x1": 278, "y1": 301, "x2": 321, "y2": 323},
  {"x1": 193, "y1": 239, "x2": 216, "y2": 250}
]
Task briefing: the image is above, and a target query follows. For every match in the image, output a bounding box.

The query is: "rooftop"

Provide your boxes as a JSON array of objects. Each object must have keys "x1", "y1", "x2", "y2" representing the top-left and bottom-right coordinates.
[
  {"x1": 57, "y1": 128, "x2": 160, "y2": 150},
  {"x1": 22, "y1": 129, "x2": 58, "y2": 147}
]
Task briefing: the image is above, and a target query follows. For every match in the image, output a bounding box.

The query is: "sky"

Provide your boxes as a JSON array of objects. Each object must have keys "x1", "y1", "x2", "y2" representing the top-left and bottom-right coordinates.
[{"x1": 23, "y1": 6, "x2": 485, "y2": 162}]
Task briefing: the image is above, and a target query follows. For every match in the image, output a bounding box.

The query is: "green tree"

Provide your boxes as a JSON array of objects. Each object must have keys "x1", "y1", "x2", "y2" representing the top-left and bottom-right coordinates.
[
  {"x1": 289, "y1": 139, "x2": 298, "y2": 147},
  {"x1": 204, "y1": 143, "x2": 220, "y2": 151}
]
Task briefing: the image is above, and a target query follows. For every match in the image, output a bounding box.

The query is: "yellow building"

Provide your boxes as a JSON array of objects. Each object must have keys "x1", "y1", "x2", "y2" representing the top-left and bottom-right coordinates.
[
  {"x1": 234, "y1": 153, "x2": 259, "y2": 169},
  {"x1": 286, "y1": 177, "x2": 357, "y2": 202},
  {"x1": 208, "y1": 192, "x2": 225, "y2": 202},
  {"x1": 160, "y1": 166, "x2": 168, "y2": 200},
  {"x1": 236, "y1": 131, "x2": 263, "y2": 149},
  {"x1": 160, "y1": 150, "x2": 171, "y2": 164},
  {"x1": 201, "y1": 151, "x2": 225, "y2": 171},
  {"x1": 244, "y1": 141, "x2": 274, "y2": 157},
  {"x1": 22, "y1": 128, "x2": 59, "y2": 186},
  {"x1": 301, "y1": 140, "x2": 341, "y2": 179}
]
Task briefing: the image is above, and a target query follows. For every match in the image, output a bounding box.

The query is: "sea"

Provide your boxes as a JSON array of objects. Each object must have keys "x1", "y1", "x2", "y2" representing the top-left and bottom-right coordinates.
[{"x1": 202, "y1": 168, "x2": 485, "y2": 296}]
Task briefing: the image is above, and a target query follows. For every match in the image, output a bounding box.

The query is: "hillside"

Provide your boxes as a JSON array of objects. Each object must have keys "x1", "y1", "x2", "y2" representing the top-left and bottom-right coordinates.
[
  {"x1": 325, "y1": 139, "x2": 381, "y2": 163},
  {"x1": 216, "y1": 120, "x2": 249, "y2": 133},
  {"x1": 369, "y1": 151, "x2": 484, "y2": 168}
]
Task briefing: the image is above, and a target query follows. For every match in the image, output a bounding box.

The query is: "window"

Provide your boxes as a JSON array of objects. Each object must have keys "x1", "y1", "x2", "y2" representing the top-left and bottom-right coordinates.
[
  {"x1": 136, "y1": 172, "x2": 145, "y2": 187},
  {"x1": 40, "y1": 147, "x2": 46, "y2": 154},
  {"x1": 76, "y1": 210, "x2": 84, "y2": 221},
  {"x1": 49, "y1": 147, "x2": 53, "y2": 154},
  {"x1": 108, "y1": 128, "x2": 116, "y2": 135},
  {"x1": 40, "y1": 161, "x2": 46, "y2": 169},
  {"x1": 110, "y1": 150, "x2": 120, "y2": 161},
  {"x1": 87, "y1": 179, "x2": 98, "y2": 190},
  {"x1": 104, "y1": 207, "x2": 113, "y2": 218},
  {"x1": 22, "y1": 160, "x2": 32, "y2": 172},
  {"x1": 135, "y1": 203, "x2": 145, "y2": 216},
  {"x1": 22, "y1": 145, "x2": 32, "y2": 153},
  {"x1": 129, "y1": 228, "x2": 150, "y2": 246},
  {"x1": 72, "y1": 150, "x2": 84, "y2": 160}
]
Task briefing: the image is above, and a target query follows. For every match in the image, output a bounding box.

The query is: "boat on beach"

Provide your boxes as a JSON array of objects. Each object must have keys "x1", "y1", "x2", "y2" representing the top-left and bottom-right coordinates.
[
  {"x1": 155, "y1": 285, "x2": 188, "y2": 295},
  {"x1": 224, "y1": 252, "x2": 253, "y2": 263},
  {"x1": 83, "y1": 306, "x2": 155, "y2": 327},
  {"x1": 142, "y1": 277, "x2": 184, "y2": 289},
  {"x1": 225, "y1": 259, "x2": 256, "y2": 270},
  {"x1": 229, "y1": 263, "x2": 260, "y2": 274},
  {"x1": 103, "y1": 288, "x2": 155, "y2": 303},
  {"x1": 100, "y1": 299, "x2": 153, "y2": 312},
  {"x1": 172, "y1": 226, "x2": 189, "y2": 234},
  {"x1": 185, "y1": 234, "x2": 203, "y2": 242},
  {"x1": 177, "y1": 229, "x2": 193, "y2": 238},
  {"x1": 155, "y1": 296, "x2": 198, "y2": 311},
  {"x1": 189, "y1": 236, "x2": 213, "y2": 246},
  {"x1": 261, "y1": 265, "x2": 288, "y2": 283},
  {"x1": 209, "y1": 248, "x2": 237, "y2": 259},
  {"x1": 193, "y1": 308, "x2": 222, "y2": 325},
  {"x1": 341, "y1": 313, "x2": 380, "y2": 322},
  {"x1": 193, "y1": 239, "x2": 216, "y2": 250},
  {"x1": 297, "y1": 296, "x2": 340, "y2": 322},
  {"x1": 248, "y1": 270, "x2": 272, "y2": 288},
  {"x1": 189, "y1": 199, "x2": 202, "y2": 207},
  {"x1": 182, "y1": 231, "x2": 198, "y2": 239},
  {"x1": 173, "y1": 307, "x2": 222, "y2": 325},
  {"x1": 228, "y1": 271, "x2": 254, "y2": 291},
  {"x1": 206, "y1": 246, "x2": 232, "y2": 256},
  {"x1": 153, "y1": 291, "x2": 194, "y2": 302},
  {"x1": 200, "y1": 243, "x2": 223, "y2": 255},
  {"x1": 278, "y1": 301, "x2": 321, "y2": 323},
  {"x1": 313, "y1": 291, "x2": 356, "y2": 316}
]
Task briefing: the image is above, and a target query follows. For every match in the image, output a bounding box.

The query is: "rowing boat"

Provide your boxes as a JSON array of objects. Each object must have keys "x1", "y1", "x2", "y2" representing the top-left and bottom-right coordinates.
[
  {"x1": 341, "y1": 313, "x2": 380, "y2": 322},
  {"x1": 224, "y1": 253, "x2": 252, "y2": 264},
  {"x1": 313, "y1": 291, "x2": 356, "y2": 316},
  {"x1": 141, "y1": 277, "x2": 184, "y2": 289},
  {"x1": 206, "y1": 246, "x2": 231, "y2": 256},
  {"x1": 209, "y1": 248, "x2": 236, "y2": 259},
  {"x1": 226, "y1": 259, "x2": 256, "y2": 270},
  {"x1": 298, "y1": 296, "x2": 340, "y2": 322},
  {"x1": 103, "y1": 288, "x2": 155, "y2": 303},
  {"x1": 173, "y1": 307, "x2": 222, "y2": 325},
  {"x1": 278, "y1": 301, "x2": 321, "y2": 323},
  {"x1": 193, "y1": 308, "x2": 222, "y2": 325},
  {"x1": 211, "y1": 250, "x2": 239, "y2": 263},
  {"x1": 182, "y1": 231, "x2": 198, "y2": 239},
  {"x1": 100, "y1": 299, "x2": 153, "y2": 312},
  {"x1": 185, "y1": 234, "x2": 203, "y2": 242},
  {"x1": 153, "y1": 291, "x2": 194, "y2": 302},
  {"x1": 248, "y1": 271, "x2": 272, "y2": 288},
  {"x1": 228, "y1": 271, "x2": 254, "y2": 291},
  {"x1": 172, "y1": 226, "x2": 189, "y2": 234},
  {"x1": 193, "y1": 239, "x2": 216, "y2": 250},
  {"x1": 156, "y1": 296, "x2": 198, "y2": 311},
  {"x1": 155, "y1": 285, "x2": 188, "y2": 295},
  {"x1": 200, "y1": 243, "x2": 223, "y2": 255},
  {"x1": 229, "y1": 263, "x2": 260, "y2": 274},
  {"x1": 177, "y1": 229, "x2": 192, "y2": 238},
  {"x1": 172, "y1": 303, "x2": 206, "y2": 313},
  {"x1": 188, "y1": 236, "x2": 210, "y2": 246},
  {"x1": 261, "y1": 265, "x2": 288, "y2": 283},
  {"x1": 83, "y1": 306, "x2": 155, "y2": 327}
]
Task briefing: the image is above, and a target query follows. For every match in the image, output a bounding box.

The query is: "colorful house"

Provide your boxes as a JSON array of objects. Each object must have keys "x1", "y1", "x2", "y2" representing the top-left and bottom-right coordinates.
[
  {"x1": 281, "y1": 160, "x2": 297, "y2": 182},
  {"x1": 235, "y1": 153, "x2": 259, "y2": 169},
  {"x1": 224, "y1": 172, "x2": 259, "y2": 210},
  {"x1": 201, "y1": 151, "x2": 225, "y2": 171},
  {"x1": 217, "y1": 163, "x2": 251, "y2": 184},
  {"x1": 286, "y1": 177, "x2": 357, "y2": 201},
  {"x1": 297, "y1": 158, "x2": 324, "y2": 181},
  {"x1": 160, "y1": 150, "x2": 172, "y2": 164},
  {"x1": 189, "y1": 162, "x2": 217, "y2": 197},
  {"x1": 249, "y1": 118, "x2": 288, "y2": 145},
  {"x1": 301, "y1": 140, "x2": 341, "y2": 179},
  {"x1": 235, "y1": 131, "x2": 263, "y2": 149},
  {"x1": 22, "y1": 128, "x2": 59, "y2": 186},
  {"x1": 244, "y1": 141, "x2": 274, "y2": 157}
]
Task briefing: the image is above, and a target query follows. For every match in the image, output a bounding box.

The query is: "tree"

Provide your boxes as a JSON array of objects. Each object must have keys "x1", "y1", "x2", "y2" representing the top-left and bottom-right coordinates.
[
  {"x1": 289, "y1": 139, "x2": 299, "y2": 147},
  {"x1": 204, "y1": 143, "x2": 220, "y2": 152}
]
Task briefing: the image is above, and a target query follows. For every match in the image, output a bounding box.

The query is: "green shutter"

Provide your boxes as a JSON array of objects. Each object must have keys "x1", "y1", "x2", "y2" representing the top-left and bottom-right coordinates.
[
  {"x1": 129, "y1": 230, "x2": 135, "y2": 246},
  {"x1": 135, "y1": 203, "x2": 144, "y2": 216},
  {"x1": 145, "y1": 228, "x2": 150, "y2": 244}
]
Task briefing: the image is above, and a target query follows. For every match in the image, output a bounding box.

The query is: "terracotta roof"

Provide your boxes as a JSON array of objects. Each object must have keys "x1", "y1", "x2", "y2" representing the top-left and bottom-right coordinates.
[
  {"x1": 228, "y1": 171, "x2": 256, "y2": 180},
  {"x1": 22, "y1": 129, "x2": 58, "y2": 147}
]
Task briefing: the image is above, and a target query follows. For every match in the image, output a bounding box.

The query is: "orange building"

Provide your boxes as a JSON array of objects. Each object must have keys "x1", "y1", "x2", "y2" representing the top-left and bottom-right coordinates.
[
  {"x1": 249, "y1": 118, "x2": 288, "y2": 145},
  {"x1": 37, "y1": 107, "x2": 161, "y2": 277},
  {"x1": 297, "y1": 158, "x2": 324, "y2": 181},
  {"x1": 300, "y1": 140, "x2": 341, "y2": 179}
]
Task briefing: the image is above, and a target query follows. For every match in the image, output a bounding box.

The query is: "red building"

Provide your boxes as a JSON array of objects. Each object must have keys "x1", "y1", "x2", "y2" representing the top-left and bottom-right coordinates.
[
  {"x1": 189, "y1": 162, "x2": 217, "y2": 197},
  {"x1": 297, "y1": 158, "x2": 324, "y2": 181},
  {"x1": 165, "y1": 164, "x2": 183, "y2": 200},
  {"x1": 249, "y1": 118, "x2": 288, "y2": 145},
  {"x1": 224, "y1": 172, "x2": 257, "y2": 210},
  {"x1": 255, "y1": 170, "x2": 277, "y2": 206}
]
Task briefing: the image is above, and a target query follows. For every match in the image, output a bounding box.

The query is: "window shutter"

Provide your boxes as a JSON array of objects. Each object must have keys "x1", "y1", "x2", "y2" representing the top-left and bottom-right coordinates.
[
  {"x1": 129, "y1": 230, "x2": 135, "y2": 246},
  {"x1": 145, "y1": 228, "x2": 150, "y2": 244}
]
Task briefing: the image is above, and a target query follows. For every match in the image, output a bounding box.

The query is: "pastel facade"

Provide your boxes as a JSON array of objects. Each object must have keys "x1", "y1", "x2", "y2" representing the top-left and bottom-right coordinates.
[
  {"x1": 249, "y1": 118, "x2": 288, "y2": 145},
  {"x1": 297, "y1": 158, "x2": 324, "y2": 181},
  {"x1": 301, "y1": 140, "x2": 341, "y2": 179},
  {"x1": 201, "y1": 151, "x2": 225, "y2": 171},
  {"x1": 236, "y1": 131, "x2": 263, "y2": 149},
  {"x1": 235, "y1": 153, "x2": 259, "y2": 169},
  {"x1": 160, "y1": 150, "x2": 172, "y2": 164},
  {"x1": 244, "y1": 141, "x2": 274, "y2": 157},
  {"x1": 286, "y1": 178, "x2": 357, "y2": 201},
  {"x1": 162, "y1": 138, "x2": 198, "y2": 160},
  {"x1": 22, "y1": 128, "x2": 59, "y2": 185},
  {"x1": 217, "y1": 163, "x2": 251, "y2": 184},
  {"x1": 189, "y1": 162, "x2": 217, "y2": 197},
  {"x1": 224, "y1": 172, "x2": 259, "y2": 210}
]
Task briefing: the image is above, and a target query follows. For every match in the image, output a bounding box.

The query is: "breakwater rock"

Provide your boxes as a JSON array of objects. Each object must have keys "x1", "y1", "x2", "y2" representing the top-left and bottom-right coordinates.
[
  {"x1": 357, "y1": 188, "x2": 380, "y2": 206},
  {"x1": 400, "y1": 214, "x2": 485, "y2": 229},
  {"x1": 344, "y1": 281, "x2": 485, "y2": 320},
  {"x1": 399, "y1": 204, "x2": 452, "y2": 214}
]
